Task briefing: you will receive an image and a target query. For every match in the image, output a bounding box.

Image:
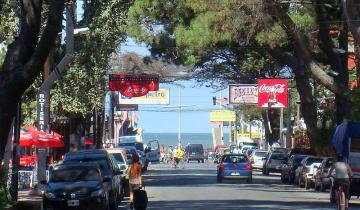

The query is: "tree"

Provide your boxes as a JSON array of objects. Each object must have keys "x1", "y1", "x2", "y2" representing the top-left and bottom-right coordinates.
[{"x1": 0, "y1": 0, "x2": 64, "y2": 163}]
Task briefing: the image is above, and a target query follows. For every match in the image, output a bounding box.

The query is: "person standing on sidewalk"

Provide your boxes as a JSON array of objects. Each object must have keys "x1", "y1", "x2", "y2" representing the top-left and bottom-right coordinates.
[{"x1": 128, "y1": 154, "x2": 142, "y2": 209}]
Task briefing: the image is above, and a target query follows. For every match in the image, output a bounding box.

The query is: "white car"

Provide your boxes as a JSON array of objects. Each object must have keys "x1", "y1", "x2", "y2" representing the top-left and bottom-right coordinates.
[{"x1": 250, "y1": 150, "x2": 267, "y2": 169}]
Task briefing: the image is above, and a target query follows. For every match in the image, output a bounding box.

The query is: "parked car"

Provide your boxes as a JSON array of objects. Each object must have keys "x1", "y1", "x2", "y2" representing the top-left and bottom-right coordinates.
[
  {"x1": 217, "y1": 154, "x2": 252, "y2": 183},
  {"x1": 314, "y1": 157, "x2": 334, "y2": 191},
  {"x1": 106, "y1": 148, "x2": 130, "y2": 197},
  {"x1": 250, "y1": 150, "x2": 267, "y2": 170},
  {"x1": 43, "y1": 163, "x2": 111, "y2": 210},
  {"x1": 263, "y1": 153, "x2": 288, "y2": 175},
  {"x1": 281, "y1": 154, "x2": 308, "y2": 183},
  {"x1": 62, "y1": 150, "x2": 123, "y2": 210},
  {"x1": 296, "y1": 156, "x2": 324, "y2": 189},
  {"x1": 185, "y1": 144, "x2": 205, "y2": 163}
]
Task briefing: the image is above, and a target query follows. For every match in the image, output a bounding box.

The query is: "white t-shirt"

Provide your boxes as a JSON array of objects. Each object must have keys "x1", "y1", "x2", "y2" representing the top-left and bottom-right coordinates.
[{"x1": 334, "y1": 162, "x2": 350, "y2": 179}]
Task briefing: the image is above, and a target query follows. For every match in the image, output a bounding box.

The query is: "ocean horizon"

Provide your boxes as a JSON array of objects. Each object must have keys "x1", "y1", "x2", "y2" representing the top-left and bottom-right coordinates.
[{"x1": 143, "y1": 132, "x2": 229, "y2": 149}]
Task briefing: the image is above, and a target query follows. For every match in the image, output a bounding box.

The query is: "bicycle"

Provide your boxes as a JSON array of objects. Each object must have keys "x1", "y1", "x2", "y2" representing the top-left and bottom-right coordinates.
[
  {"x1": 173, "y1": 157, "x2": 186, "y2": 169},
  {"x1": 336, "y1": 182, "x2": 349, "y2": 210}
]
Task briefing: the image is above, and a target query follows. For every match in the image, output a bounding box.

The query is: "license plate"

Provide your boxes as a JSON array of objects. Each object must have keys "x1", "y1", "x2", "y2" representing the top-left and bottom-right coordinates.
[
  {"x1": 67, "y1": 200, "x2": 79, "y2": 206},
  {"x1": 231, "y1": 172, "x2": 240, "y2": 176}
]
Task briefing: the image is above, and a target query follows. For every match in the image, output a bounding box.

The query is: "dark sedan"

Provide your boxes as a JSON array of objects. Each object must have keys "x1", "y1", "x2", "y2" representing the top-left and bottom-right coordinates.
[
  {"x1": 63, "y1": 150, "x2": 123, "y2": 210},
  {"x1": 314, "y1": 157, "x2": 334, "y2": 191},
  {"x1": 43, "y1": 163, "x2": 110, "y2": 210},
  {"x1": 281, "y1": 154, "x2": 308, "y2": 183}
]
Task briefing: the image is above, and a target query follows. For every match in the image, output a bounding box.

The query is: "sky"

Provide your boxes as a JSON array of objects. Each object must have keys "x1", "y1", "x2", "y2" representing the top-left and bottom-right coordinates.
[{"x1": 120, "y1": 38, "x2": 224, "y2": 134}]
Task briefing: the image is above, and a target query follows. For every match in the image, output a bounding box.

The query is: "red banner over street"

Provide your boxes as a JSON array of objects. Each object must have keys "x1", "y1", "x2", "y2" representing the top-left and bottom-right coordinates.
[
  {"x1": 109, "y1": 75, "x2": 159, "y2": 97},
  {"x1": 258, "y1": 79, "x2": 288, "y2": 108}
]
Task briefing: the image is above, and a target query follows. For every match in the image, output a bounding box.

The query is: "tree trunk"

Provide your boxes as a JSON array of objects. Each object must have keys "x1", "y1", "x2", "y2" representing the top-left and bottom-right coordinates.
[
  {"x1": 0, "y1": 0, "x2": 65, "y2": 163},
  {"x1": 294, "y1": 59, "x2": 318, "y2": 147}
]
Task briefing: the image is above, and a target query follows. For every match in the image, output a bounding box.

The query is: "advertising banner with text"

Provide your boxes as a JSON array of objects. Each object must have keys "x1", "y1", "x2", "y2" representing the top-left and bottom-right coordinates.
[
  {"x1": 229, "y1": 84, "x2": 258, "y2": 104},
  {"x1": 118, "y1": 88, "x2": 170, "y2": 105}
]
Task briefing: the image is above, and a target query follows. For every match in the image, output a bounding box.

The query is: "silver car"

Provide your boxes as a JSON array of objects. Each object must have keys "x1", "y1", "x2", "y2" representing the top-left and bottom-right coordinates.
[{"x1": 250, "y1": 150, "x2": 267, "y2": 169}]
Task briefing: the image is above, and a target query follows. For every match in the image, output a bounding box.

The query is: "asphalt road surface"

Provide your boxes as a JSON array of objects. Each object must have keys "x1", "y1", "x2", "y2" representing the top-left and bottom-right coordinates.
[{"x1": 119, "y1": 162, "x2": 360, "y2": 210}]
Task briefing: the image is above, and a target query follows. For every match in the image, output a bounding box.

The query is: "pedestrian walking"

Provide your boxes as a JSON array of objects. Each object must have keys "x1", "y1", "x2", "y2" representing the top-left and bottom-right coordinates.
[{"x1": 128, "y1": 154, "x2": 146, "y2": 209}]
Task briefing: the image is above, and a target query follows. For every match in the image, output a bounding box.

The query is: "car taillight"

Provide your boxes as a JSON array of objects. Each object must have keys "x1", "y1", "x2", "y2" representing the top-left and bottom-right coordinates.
[
  {"x1": 246, "y1": 163, "x2": 252, "y2": 170},
  {"x1": 302, "y1": 166, "x2": 307, "y2": 173},
  {"x1": 219, "y1": 163, "x2": 225, "y2": 170}
]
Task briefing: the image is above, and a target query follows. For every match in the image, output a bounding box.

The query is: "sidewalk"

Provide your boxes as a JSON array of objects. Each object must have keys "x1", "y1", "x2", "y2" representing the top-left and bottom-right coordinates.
[{"x1": 5, "y1": 190, "x2": 42, "y2": 210}]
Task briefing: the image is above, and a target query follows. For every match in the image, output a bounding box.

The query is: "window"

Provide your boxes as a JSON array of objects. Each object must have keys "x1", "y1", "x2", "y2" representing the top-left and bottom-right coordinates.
[
  {"x1": 223, "y1": 155, "x2": 248, "y2": 163},
  {"x1": 50, "y1": 168, "x2": 101, "y2": 182}
]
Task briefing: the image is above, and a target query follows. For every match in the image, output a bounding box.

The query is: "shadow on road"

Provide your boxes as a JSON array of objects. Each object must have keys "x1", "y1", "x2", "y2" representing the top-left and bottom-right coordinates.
[{"x1": 146, "y1": 199, "x2": 360, "y2": 210}]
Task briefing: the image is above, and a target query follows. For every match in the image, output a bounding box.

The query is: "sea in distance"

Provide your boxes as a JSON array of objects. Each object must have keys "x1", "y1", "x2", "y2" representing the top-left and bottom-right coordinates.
[{"x1": 143, "y1": 133, "x2": 229, "y2": 149}]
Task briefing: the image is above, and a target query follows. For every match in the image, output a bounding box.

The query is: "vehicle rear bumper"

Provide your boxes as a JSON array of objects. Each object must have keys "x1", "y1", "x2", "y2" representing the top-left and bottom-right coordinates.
[
  {"x1": 222, "y1": 170, "x2": 252, "y2": 178},
  {"x1": 267, "y1": 166, "x2": 282, "y2": 172},
  {"x1": 44, "y1": 197, "x2": 107, "y2": 210}
]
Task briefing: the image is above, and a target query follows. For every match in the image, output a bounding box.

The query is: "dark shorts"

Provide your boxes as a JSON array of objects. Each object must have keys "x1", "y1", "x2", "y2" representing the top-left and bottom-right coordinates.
[{"x1": 130, "y1": 184, "x2": 141, "y2": 191}]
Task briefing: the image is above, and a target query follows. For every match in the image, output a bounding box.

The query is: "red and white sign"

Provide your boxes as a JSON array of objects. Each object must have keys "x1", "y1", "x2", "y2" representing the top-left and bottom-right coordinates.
[
  {"x1": 258, "y1": 79, "x2": 288, "y2": 108},
  {"x1": 109, "y1": 75, "x2": 159, "y2": 97}
]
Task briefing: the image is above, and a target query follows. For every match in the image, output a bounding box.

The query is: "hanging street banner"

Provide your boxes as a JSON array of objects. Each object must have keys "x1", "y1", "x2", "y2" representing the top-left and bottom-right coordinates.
[
  {"x1": 118, "y1": 88, "x2": 170, "y2": 105},
  {"x1": 210, "y1": 110, "x2": 236, "y2": 122},
  {"x1": 109, "y1": 74, "x2": 159, "y2": 97},
  {"x1": 258, "y1": 79, "x2": 288, "y2": 108},
  {"x1": 116, "y1": 104, "x2": 139, "y2": 111},
  {"x1": 229, "y1": 84, "x2": 258, "y2": 104}
]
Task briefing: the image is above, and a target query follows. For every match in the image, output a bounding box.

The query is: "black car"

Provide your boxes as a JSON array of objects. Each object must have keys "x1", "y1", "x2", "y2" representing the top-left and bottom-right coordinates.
[
  {"x1": 185, "y1": 144, "x2": 205, "y2": 163},
  {"x1": 281, "y1": 154, "x2": 308, "y2": 184},
  {"x1": 62, "y1": 150, "x2": 123, "y2": 210},
  {"x1": 314, "y1": 157, "x2": 334, "y2": 191},
  {"x1": 262, "y1": 152, "x2": 288, "y2": 175},
  {"x1": 43, "y1": 163, "x2": 110, "y2": 210}
]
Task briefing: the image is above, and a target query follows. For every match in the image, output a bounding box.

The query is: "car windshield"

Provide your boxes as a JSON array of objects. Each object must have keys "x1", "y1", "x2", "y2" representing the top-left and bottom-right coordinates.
[
  {"x1": 223, "y1": 155, "x2": 248, "y2": 163},
  {"x1": 271, "y1": 154, "x2": 287, "y2": 160},
  {"x1": 255, "y1": 152, "x2": 267, "y2": 157},
  {"x1": 306, "y1": 158, "x2": 323, "y2": 166},
  {"x1": 50, "y1": 167, "x2": 101, "y2": 182},
  {"x1": 111, "y1": 153, "x2": 125, "y2": 164},
  {"x1": 64, "y1": 158, "x2": 111, "y2": 176},
  {"x1": 119, "y1": 143, "x2": 144, "y2": 152}
]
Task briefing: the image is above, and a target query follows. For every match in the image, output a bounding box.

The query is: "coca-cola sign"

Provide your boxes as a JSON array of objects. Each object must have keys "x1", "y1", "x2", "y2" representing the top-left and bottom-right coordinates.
[
  {"x1": 258, "y1": 79, "x2": 288, "y2": 108},
  {"x1": 109, "y1": 74, "x2": 159, "y2": 97}
]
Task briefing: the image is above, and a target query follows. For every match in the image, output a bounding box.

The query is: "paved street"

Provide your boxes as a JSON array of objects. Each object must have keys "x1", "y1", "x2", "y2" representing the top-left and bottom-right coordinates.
[{"x1": 119, "y1": 162, "x2": 360, "y2": 210}]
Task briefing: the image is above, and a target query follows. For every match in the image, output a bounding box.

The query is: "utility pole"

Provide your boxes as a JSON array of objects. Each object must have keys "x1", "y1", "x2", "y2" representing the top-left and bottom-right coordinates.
[
  {"x1": 280, "y1": 108, "x2": 284, "y2": 147},
  {"x1": 10, "y1": 102, "x2": 21, "y2": 201},
  {"x1": 178, "y1": 87, "x2": 182, "y2": 146},
  {"x1": 36, "y1": 3, "x2": 75, "y2": 192},
  {"x1": 286, "y1": 89, "x2": 292, "y2": 148}
]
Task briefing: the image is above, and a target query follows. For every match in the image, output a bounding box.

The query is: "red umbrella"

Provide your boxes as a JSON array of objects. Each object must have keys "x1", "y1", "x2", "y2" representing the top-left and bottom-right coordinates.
[
  {"x1": 37, "y1": 133, "x2": 64, "y2": 148},
  {"x1": 24, "y1": 126, "x2": 64, "y2": 148},
  {"x1": 12, "y1": 129, "x2": 36, "y2": 147}
]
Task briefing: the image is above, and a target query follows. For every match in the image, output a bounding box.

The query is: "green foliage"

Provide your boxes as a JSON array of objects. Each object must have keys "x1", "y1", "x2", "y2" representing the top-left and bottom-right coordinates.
[
  {"x1": 51, "y1": 0, "x2": 132, "y2": 117},
  {"x1": 0, "y1": 0, "x2": 18, "y2": 44}
]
